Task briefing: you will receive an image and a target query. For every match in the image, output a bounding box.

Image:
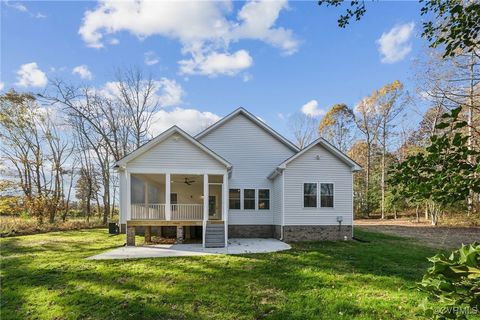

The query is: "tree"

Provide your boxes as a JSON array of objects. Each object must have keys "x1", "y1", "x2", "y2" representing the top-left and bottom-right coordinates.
[
  {"x1": 319, "y1": 103, "x2": 355, "y2": 153},
  {"x1": 390, "y1": 107, "x2": 480, "y2": 225},
  {"x1": 0, "y1": 90, "x2": 72, "y2": 222},
  {"x1": 373, "y1": 80, "x2": 407, "y2": 219},
  {"x1": 75, "y1": 166, "x2": 99, "y2": 222},
  {"x1": 409, "y1": 105, "x2": 448, "y2": 148},
  {"x1": 318, "y1": 0, "x2": 480, "y2": 57},
  {"x1": 288, "y1": 112, "x2": 318, "y2": 148},
  {"x1": 49, "y1": 67, "x2": 164, "y2": 223},
  {"x1": 353, "y1": 95, "x2": 381, "y2": 214},
  {"x1": 112, "y1": 67, "x2": 161, "y2": 149},
  {"x1": 416, "y1": 49, "x2": 480, "y2": 213}
]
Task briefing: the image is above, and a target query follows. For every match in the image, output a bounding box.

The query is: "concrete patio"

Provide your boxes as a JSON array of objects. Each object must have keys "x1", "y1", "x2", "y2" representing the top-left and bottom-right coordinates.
[{"x1": 87, "y1": 238, "x2": 291, "y2": 260}]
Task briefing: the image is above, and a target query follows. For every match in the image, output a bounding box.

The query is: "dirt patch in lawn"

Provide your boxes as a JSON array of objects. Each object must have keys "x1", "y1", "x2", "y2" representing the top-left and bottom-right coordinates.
[{"x1": 355, "y1": 219, "x2": 479, "y2": 249}]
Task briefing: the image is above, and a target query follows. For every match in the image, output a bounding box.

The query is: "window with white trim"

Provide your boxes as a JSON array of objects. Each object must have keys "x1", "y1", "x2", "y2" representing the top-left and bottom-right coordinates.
[
  {"x1": 303, "y1": 183, "x2": 317, "y2": 208},
  {"x1": 320, "y1": 183, "x2": 334, "y2": 207},
  {"x1": 258, "y1": 189, "x2": 270, "y2": 210},
  {"x1": 229, "y1": 189, "x2": 241, "y2": 209},
  {"x1": 243, "y1": 189, "x2": 255, "y2": 210}
]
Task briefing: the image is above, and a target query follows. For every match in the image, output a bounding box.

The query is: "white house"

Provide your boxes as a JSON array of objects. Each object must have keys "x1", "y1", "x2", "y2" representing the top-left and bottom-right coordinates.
[{"x1": 115, "y1": 108, "x2": 361, "y2": 247}]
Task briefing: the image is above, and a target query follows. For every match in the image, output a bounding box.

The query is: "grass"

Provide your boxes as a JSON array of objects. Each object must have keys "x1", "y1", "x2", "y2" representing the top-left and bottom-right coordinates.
[{"x1": 0, "y1": 229, "x2": 445, "y2": 320}]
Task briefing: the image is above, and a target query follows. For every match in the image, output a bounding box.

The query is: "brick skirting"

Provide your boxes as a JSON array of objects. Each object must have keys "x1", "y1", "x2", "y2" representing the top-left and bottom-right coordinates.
[
  {"x1": 282, "y1": 225, "x2": 352, "y2": 242},
  {"x1": 228, "y1": 225, "x2": 277, "y2": 238}
]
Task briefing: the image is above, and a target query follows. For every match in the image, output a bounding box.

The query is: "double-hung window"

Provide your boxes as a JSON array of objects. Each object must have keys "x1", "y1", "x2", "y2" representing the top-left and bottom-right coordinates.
[
  {"x1": 229, "y1": 189, "x2": 241, "y2": 209},
  {"x1": 320, "y1": 183, "x2": 334, "y2": 208},
  {"x1": 303, "y1": 183, "x2": 317, "y2": 208},
  {"x1": 243, "y1": 189, "x2": 255, "y2": 210},
  {"x1": 258, "y1": 189, "x2": 270, "y2": 210},
  {"x1": 303, "y1": 183, "x2": 334, "y2": 208}
]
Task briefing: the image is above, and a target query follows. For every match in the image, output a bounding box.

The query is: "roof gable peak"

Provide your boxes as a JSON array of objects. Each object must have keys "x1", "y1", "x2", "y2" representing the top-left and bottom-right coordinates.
[{"x1": 195, "y1": 107, "x2": 300, "y2": 152}]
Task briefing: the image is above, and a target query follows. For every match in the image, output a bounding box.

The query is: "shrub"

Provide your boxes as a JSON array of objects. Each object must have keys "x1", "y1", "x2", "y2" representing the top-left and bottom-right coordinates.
[
  {"x1": 418, "y1": 243, "x2": 480, "y2": 319},
  {"x1": 0, "y1": 216, "x2": 105, "y2": 237}
]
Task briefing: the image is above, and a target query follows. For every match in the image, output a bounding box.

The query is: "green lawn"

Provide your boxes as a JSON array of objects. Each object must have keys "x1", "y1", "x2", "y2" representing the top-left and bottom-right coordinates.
[{"x1": 1, "y1": 229, "x2": 441, "y2": 319}]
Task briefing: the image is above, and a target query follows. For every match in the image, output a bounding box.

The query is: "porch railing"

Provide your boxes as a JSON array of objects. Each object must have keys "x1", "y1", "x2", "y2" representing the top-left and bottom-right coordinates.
[
  {"x1": 171, "y1": 204, "x2": 203, "y2": 220},
  {"x1": 131, "y1": 203, "x2": 166, "y2": 220},
  {"x1": 131, "y1": 203, "x2": 203, "y2": 220}
]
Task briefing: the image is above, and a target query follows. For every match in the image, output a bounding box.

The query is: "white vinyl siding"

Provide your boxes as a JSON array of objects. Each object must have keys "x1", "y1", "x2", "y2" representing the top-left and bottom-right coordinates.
[
  {"x1": 284, "y1": 144, "x2": 353, "y2": 226},
  {"x1": 127, "y1": 133, "x2": 226, "y2": 172},
  {"x1": 198, "y1": 113, "x2": 295, "y2": 225},
  {"x1": 272, "y1": 175, "x2": 283, "y2": 225}
]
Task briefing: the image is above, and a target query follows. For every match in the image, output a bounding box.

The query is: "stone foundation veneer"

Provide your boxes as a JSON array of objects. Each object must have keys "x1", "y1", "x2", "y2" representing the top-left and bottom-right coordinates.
[
  {"x1": 176, "y1": 226, "x2": 184, "y2": 244},
  {"x1": 126, "y1": 226, "x2": 135, "y2": 246},
  {"x1": 282, "y1": 225, "x2": 352, "y2": 242}
]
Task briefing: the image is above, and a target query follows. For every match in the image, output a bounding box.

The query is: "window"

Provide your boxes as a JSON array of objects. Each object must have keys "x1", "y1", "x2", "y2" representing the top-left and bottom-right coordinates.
[
  {"x1": 229, "y1": 189, "x2": 241, "y2": 209},
  {"x1": 321, "y1": 183, "x2": 334, "y2": 208},
  {"x1": 258, "y1": 189, "x2": 270, "y2": 210},
  {"x1": 243, "y1": 189, "x2": 255, "y2": 210},
  {"x1": 170, "y1": 193, "x2": 177, "y2": 205},
  {"x1": 303, "y1": 183, "x2": 317, "y2": 208}
]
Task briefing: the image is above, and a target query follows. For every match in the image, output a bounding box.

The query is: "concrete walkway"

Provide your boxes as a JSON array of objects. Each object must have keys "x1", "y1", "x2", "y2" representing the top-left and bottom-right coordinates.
[{"x1": 88, "y1": 238, "x2": 291, "y2": 260}]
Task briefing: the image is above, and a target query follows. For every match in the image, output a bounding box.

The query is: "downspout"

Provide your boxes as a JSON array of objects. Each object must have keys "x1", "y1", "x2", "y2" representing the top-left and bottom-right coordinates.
[{"x1": 280, "y1": 170, "x2": 285, "y2": 241}]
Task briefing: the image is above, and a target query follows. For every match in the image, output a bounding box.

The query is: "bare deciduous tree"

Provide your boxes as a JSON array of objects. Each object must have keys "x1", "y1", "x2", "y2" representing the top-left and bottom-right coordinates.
[{"x1": 288, "y1": 113, "x2": 318, "y2": 149}]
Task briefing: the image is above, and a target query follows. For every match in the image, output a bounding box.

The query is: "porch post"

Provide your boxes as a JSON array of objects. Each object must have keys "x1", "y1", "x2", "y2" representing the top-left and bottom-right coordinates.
[
  {"x1": 202, "y1": 174, "x2": 209, "y2": 247},
  {"x1": 223, "y1": 172, "x2": 228, "y2": 247},
  {"x1": 203, "y1": 174, "x2": 209, "y2": 221},
  {"x1": 144, "y1": 181, "x2": 149, "y2": 219},
  {"x1": 165, "y1": 173, "x2": 171, "y2": 220},
  {"x1": 126, "y1": 172, "x2": 131, "y2": 221}
]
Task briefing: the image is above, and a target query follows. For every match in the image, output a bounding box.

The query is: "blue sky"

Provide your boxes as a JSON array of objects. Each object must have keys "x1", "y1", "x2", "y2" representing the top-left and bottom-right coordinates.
[{"x1": 1, "y1": 0, "x2": 426, "y2": 139}]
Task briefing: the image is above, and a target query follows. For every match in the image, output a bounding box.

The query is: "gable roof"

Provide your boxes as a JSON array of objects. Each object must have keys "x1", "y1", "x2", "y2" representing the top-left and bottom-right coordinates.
[
  {"x1": 115, "y1": 126, "x2": 232, "y2": 169},
  {"x1": 195, "y1": 107, "x2": 300, "y2": 152},
  {"x1": 268, "y1": 137, "x2": 362, "y2": 179}
]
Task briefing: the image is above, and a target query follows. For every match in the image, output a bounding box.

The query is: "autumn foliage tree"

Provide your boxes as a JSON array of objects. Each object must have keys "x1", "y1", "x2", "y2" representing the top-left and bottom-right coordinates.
[
  {"x1": 390, "y1": 107, "x2": 480, "y2": 225},
  {"x1": 319, "y1": 103, "x2": 355, "y2": 153}
]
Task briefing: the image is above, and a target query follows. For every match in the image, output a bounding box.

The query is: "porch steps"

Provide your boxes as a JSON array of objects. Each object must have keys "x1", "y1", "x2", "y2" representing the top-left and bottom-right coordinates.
[{"x1": 205, "y1": 222, "x2": 225, "y2": 248}]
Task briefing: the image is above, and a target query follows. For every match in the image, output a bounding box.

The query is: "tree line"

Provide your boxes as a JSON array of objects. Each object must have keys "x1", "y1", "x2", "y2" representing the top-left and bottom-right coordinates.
[{"x1": 0, "y1": 68, "x2": 163, "y2": 224}]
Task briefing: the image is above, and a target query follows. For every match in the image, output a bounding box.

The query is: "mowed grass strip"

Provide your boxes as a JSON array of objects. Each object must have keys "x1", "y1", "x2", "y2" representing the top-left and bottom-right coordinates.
[{"x1": 0, "y1": 228, "x2": 438, "y2": 319}]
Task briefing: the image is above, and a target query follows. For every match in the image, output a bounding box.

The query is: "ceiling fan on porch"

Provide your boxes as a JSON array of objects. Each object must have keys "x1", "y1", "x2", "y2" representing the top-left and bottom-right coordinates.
[{"x1": 173, "y1": 177, "x2": 196, "y2": 185}]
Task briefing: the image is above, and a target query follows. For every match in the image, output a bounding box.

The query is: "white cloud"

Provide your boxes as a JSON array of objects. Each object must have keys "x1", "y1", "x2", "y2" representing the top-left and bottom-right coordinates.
[
  {"x1": 144, "y1": 51, "x2": 159, "y2": 66},
  {"x1": 179, "y1": 50, "x2": 253, "y2": 77},
  {"x1": 242, "y1": 73, "x2": 252, "y2": 82},
  {"x1": 8, "y1": 2, "x2": 27, "y2": 12},
  {"x1": 79, "y1": 1, "x2": 232, "y2": 49},
  {"x1": 0, "y1": 82, "x2": 4, "y2": 91},
  {"x1": 72, "y1": 65, "x2": 93, "y2": 80},
  {"x1": 15, "y1": 62, "x2": 48, "y2": 88},
  {"x1": 301, "y1": 100, "x2": 324, "y2": 117},
  {"x1": 377, "y1": 22, "x2": 415, "y2": 64},
  {"x1": 101, "y1": 77, "x2": 183, "y2": 107},
  {"x1": 78, "y1": 0, "x2": 298, "y2": 77},
  {"x1": 150, "y1": 107, "x2": 220, "y2": 135},
  {"x1": 4, "y1": 1, "x2": 46, "y2": 18},
  {"x1": 109, "y1": 38, "x2": 119, "y2": 45},
  {"x1": 232, "y1": 0, "x2": 298, "y2": 55},
  {"x1": 156, "y1": 78, "x2": 183, "y2": 107}
]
